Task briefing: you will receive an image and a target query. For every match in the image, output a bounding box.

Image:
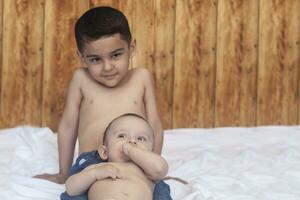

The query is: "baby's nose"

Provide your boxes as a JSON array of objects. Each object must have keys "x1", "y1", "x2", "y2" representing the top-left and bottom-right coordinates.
[{"x1": 128, "y1": 138, "x2": 137, "y2": 145}]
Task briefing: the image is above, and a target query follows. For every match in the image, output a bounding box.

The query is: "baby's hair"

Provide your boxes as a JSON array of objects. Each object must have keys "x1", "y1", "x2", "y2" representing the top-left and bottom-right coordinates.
[
  {"x1": 103, "y1": 113, "x2": 154, "y2": 144},
  {"x1": 75, "y1": 6, "x2": 132, "y2": 53}
]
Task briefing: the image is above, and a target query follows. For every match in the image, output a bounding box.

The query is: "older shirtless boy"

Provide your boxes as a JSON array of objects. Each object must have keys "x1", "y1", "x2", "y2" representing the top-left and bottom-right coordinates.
[
  {"x1": 35, "y1": 6, "x2": 172, "y2": 200},
  {"x1": 65, "y1": 113, "x2": 168, "y2": 200}
]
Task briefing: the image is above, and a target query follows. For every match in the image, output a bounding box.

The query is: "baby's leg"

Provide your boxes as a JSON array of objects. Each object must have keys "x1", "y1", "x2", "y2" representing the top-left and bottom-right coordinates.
[{"x1": 153, "y1": 180, "x2": 172, "y2": 200}]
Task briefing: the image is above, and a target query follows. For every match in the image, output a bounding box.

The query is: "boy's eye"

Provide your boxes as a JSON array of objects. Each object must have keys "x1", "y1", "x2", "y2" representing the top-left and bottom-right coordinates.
[
  {"x1": 90, "y1": 57, "x2": 101, "y2": 62},
  {"x1": 112, "y1": 52, "x2": 123, "y2": 59}
]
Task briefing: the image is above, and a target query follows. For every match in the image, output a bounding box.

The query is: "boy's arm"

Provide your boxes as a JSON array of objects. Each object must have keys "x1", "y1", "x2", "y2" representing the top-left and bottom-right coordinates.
[
  {"x1": 35, "y1": 69, "x2": 83, "y2": 183},
  {"x1": 123, "y1": 143, "x2": 168, "y2": 182},
  {"x1": 141, "y1": 69, "x2": 164, "y2": 154},
  {"x1": 57, "y1": 70, "x2": 83, "y2": 180}
]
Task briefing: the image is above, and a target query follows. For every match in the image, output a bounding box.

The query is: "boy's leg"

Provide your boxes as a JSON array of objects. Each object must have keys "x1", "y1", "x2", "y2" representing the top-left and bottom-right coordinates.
[
  {"x1": 153, "y1": 180, "x2": 172, "y2": 200},
  {"x1": 60, "y1": 151, "x2": 104, "y2": 200}
]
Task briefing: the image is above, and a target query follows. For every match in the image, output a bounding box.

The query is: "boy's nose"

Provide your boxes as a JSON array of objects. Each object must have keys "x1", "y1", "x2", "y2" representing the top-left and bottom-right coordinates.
[{"x1": 103, "y1": 60, "x2": 113, "y2": 71}]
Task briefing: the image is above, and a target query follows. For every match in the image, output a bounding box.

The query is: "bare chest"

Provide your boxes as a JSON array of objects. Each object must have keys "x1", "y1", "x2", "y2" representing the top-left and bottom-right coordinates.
[
  {"x1": 77, "y1": 78, "x2": 146, "y2": 152},
  {"x1": 80, "y1": 80, "x2": 145, "y2": 123}
]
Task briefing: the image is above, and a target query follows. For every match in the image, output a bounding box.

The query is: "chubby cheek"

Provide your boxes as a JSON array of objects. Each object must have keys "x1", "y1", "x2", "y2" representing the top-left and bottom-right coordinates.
[
  {"x1": 137, "y1": 143, "x2": 152, "y2": 151},
  {"x1": 108, "y1": 143, "x2": 125, "y2": 158},
  {"x1": 116, "y1": 60, "x2": 129, "y2": 73},
  {"x1": 88, "y1": 66, "x2": 102, "y2": 76}
]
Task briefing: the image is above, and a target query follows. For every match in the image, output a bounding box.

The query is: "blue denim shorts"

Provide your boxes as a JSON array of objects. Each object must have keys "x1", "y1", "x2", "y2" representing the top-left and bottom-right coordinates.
[{"x1": 60, "y1": 151, "x2": 172, "y2": 200}]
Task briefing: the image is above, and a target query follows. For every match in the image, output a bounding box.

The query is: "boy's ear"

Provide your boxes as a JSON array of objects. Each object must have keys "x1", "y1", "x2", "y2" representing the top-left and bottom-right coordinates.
[
  {"x1": 129, "y1": 38, "x2": 136, "y2": 58},
  {"x1": 98, "y1": 145, "x2": 108, "y2": 160},
  {"x1": 77, "y1": 50, "x2": 87, "y2": 68}
]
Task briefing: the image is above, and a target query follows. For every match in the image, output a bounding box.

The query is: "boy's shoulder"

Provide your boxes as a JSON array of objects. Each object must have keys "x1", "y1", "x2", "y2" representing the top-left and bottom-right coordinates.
[
  {"x1": 72, "y1": 67, "x2": 88, "y2": 78},
  {"x1": 128, "y1": 68, "x2": 154, "y2": 88},
  {"x1": 71, "y1": 68, "x2": 91, "y2": 83},
  {"x1": 129, "y1": 67, "x2": 153, "y2": 80}
]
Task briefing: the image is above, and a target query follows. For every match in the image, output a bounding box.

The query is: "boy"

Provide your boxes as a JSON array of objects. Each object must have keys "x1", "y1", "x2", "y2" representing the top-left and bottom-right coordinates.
[
  {"x1": 64, "y1": 113, "x2": 169, "y2": 200},
  {"x1": 35, "y1": 6, "x2": 172, "y2": 200}
]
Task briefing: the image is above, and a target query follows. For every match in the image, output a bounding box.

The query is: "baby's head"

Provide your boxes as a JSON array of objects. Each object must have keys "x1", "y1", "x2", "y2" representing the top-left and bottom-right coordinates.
[
  {"x1": 75, "y1": 6, "x2": 132, "y2": 53},
  {"x1": 98, "y1": 113, "x2": 154, "y2": 162}
]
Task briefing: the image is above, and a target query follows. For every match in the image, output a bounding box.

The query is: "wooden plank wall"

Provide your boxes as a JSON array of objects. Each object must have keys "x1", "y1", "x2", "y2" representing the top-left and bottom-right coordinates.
[{"x1": 0, "y1": 0, "x2": 299, "y2": 131}]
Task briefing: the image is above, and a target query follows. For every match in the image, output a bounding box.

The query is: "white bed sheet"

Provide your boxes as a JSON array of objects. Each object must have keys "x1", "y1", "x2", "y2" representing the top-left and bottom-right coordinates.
[{"x1": 0, "y1": 126, "x2": 300, "y2": 200}]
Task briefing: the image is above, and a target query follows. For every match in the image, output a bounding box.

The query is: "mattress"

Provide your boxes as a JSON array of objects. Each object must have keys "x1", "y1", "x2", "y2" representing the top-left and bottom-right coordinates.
[{"x1": 0, "y1": 126, "x2": 300, "y2": 200}]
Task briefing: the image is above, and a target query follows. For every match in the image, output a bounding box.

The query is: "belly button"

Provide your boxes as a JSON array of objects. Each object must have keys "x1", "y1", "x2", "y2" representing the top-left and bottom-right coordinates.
[{"x1": 89, "y1": 100, "x2": 94, "y2": 104}]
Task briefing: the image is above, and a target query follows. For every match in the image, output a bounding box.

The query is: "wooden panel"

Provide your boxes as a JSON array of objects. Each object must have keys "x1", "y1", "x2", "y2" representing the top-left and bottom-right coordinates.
[
  {"x1": 150, "y1": 0, "x2": 175, "y2": 129},
  {"x1": 131, "y1": 0, "x2": 175, "y2": 129},
  {"x1": 215, "y1": 0, "x2": 258, "y2": 126},
  {"x1": 0, "y1": 0, "x2": 299, "y2": 129},
  {"x1": 173, "y1": 0, "x2": 217, "y2": 128},
  {"x1": 42, "y1": 1, "x2": 90, "y2": 131},
  {"x1": 0, "y1": 0, "x2": 44, "y2": 128},
  {"x1": 90, "y1": 0, "x2": 120, "y2": 8},
  {"x1": 257, "y1": 0, "x2": 299, "y2": 125},
  {"x1": 130, "y1": 0, "x2": 155, "y2": 71}
]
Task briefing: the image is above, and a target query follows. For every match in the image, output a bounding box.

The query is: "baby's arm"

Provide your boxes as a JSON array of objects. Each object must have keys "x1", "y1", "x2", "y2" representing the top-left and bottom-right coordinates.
[
  {"x1": 123, "y1": 143, "x2": 168, "y2": 182},
  {"x1": 141, "y1": 69, "x2": 164, "y2": 154},
  {"x1": 65, "y1": 163, "x2": 122, "y2": 196}
]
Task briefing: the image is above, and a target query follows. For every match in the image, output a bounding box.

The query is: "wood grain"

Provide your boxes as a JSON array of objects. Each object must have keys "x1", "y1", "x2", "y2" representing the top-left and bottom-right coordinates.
[
  {"x1": 257, "y1": 0, "x2": 299, "y2": 125},
  {"x1": 0, "y1": 0, "x2": 299, "y2": 129},
  {"x1": 173, "y1": 0, "x2": 217, "y2": 128},
  {"x1": 42, "y1": 0, "x2": 90, "y2": 130},
  {"x1": 1, "y1": 0, "x2": 44, "y2": 128},
  {"x1": 151, "y1": 0, "x2": 175, "y2": 129},
  {"x1": 215, "y1": 0, "x2": 258, "y2": 126}
]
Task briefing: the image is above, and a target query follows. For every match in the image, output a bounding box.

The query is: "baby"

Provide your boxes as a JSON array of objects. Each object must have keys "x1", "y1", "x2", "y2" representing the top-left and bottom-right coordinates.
[{"x1": 65, "y1": 113, "x2": 169, "y2": 200}]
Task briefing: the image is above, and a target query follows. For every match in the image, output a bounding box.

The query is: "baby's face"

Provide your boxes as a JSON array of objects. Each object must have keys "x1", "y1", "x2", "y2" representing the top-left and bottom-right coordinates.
[
  {"x1": 80, "y1": 33, "x2": 134, "y2": 88},
  {"x1": 104, "y1": 116, "x2": 154, "y2": 162}
]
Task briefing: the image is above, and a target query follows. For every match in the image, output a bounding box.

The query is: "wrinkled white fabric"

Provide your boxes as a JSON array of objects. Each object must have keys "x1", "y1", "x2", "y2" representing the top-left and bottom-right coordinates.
[{"x1": 0, "y1": 126, "x2": 300, "y2": 200}]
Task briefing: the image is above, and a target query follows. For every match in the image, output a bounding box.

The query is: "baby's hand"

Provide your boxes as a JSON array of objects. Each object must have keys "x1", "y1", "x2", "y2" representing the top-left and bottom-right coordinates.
[
  {"x1": 92, "y1": 163, "x2": 122, "y2": 181},
  {"x1": 122, "y1": 142, "x2": 136, "y2": 156}
]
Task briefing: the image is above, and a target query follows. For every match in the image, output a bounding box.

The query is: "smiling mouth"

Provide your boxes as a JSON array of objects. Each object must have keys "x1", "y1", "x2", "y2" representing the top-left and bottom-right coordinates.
[{"x1": 103, "y1": 74, "x2": 117, "y2": 79}]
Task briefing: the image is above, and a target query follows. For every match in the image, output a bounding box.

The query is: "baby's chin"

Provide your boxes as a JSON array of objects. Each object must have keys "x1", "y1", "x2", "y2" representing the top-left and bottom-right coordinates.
[{"x1": 109, "y1": 156, "x2": 130, "y2": 163}]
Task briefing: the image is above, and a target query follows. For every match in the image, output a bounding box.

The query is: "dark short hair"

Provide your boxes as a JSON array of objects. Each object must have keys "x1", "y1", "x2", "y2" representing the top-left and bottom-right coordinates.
[
  {"x1": 103, "y1": 113, "x2": 154, "y2": 145},
  {"x1": 75, "y1": 6, "x2": 132, "y2": 53}
]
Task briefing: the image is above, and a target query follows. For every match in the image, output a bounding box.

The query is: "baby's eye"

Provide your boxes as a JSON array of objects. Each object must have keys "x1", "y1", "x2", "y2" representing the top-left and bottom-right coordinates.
[
  {"x1": 117, "y1": 134, "x2": 126, "y2": 139},
  {"x1": 137, "y1": 136, "x2": 146, "y2": 142}
]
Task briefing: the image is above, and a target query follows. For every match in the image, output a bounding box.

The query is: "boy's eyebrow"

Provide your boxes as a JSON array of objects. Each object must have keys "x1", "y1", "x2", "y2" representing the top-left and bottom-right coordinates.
[
  {"x1": 110, "y1": 48, "x2": 125, "y2": 54},
  {"x1": 85, "y1": 48, "x2": 124, "y2": 58},
  {"x1": 85, "y1": 54, "x2": 101, "y2": 58}
]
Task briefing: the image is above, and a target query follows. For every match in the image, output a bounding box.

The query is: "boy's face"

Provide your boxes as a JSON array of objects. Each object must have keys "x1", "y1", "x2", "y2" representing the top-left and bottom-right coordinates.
[
  {"x1": 80, "y1": 33, "x2": 135, "y2": 88},
  {"x1": 99, "y1": 116, "x2": 154, "y2": 162}
]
